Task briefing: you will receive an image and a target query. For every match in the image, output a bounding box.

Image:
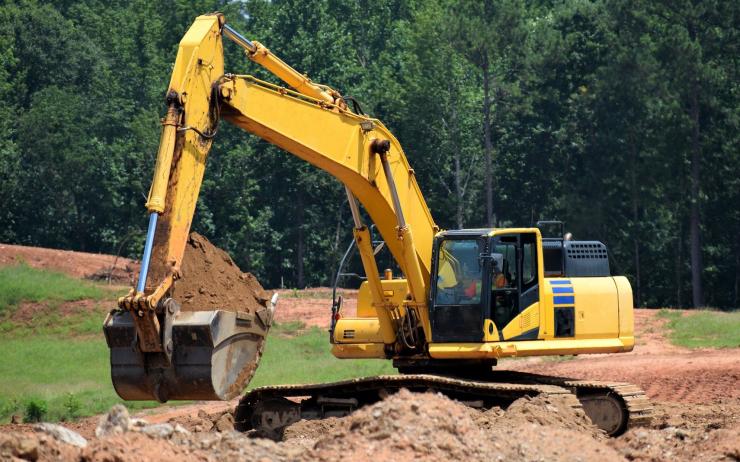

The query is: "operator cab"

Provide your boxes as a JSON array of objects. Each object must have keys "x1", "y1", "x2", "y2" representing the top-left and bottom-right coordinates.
[{"x1": 429, "y1": 229, "x2": 541, "y2": 343}]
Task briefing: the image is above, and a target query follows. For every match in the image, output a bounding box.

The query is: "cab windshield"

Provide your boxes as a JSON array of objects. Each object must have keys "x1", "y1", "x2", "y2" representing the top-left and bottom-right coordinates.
[{"x1": 434, "y1": 239, "x2": 483, "y2": 305}]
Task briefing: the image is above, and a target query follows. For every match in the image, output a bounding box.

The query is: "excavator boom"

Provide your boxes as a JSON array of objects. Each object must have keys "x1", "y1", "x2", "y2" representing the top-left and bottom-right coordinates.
[{"x1": 106, "y1": 13, "x2": 437, "y2": 402}]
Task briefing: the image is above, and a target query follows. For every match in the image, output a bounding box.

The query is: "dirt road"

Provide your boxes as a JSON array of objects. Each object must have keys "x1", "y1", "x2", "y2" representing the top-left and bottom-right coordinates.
[{"x1": 501, "y1": 309, "x2": 740, "y2": 404}]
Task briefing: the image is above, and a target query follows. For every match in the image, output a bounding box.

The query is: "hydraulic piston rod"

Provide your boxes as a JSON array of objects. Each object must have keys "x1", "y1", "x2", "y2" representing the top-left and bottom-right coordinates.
[
  {"x1": 223, "y1": 24, "x2": 256, "y2": 53},
  {"x1": 222, "y1": 23, "x2": 339, "y2": 106},
  {"x1": 136, "y1": 213, "x2": 158, "y2": 294}
]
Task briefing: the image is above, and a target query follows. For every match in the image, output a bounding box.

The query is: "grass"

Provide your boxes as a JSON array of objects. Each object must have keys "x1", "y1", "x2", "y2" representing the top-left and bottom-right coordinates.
[
  {"x1": 0, "y1": 301, "x2": 112, "y2": 337},
  {"x1": 4, "y1": 265, "x2": 735, "y2": 423},
  {"x1": 0, "y1": 263, "x2": 114, "y2": 314},
  {"x1": 658, "y1": 308, "x2": 740, "y2": 349},
  {"x1": 3, "y1": 266, "x2": 734, "y2": 423},
  {"x1": 0, "y1": 264, "x2": 149, "y2": 421},
  {"x1": 0, "y1": 320, "x2": 394, "y2": 423},
  {"x1": 0, "y1": 336, "x2": 159, "y2": 422},
  {"x1": 0, "y1": 264, "x2": 392, "y2": 422},
  {"x1": 249, "y1": 321, "x2": 394, "y2": 388}
]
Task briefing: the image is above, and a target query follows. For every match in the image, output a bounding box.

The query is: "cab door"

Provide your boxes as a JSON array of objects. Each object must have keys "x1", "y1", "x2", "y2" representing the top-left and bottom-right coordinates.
[
  {"x1": 490, "y1": 232, "x2": 540, "y2": 340},
  {"x1": 429, "y1": 236, "x2": 489, "y2": 342}
]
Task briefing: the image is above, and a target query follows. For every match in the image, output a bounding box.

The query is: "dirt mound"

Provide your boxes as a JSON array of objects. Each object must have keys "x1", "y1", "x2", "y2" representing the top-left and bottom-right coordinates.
[
  {"x1": 306, "y1": 389, "x2": 620, "y2": 462},
  {"x1": 171, "y1": 232, "x2": 269, "y2": 313},
  {"x1": 282, "y1": 416, "x2": 344, "y2": 441},
  {"x1": 475, "y1": 393, "x2": 604, "y2": 438},
  {"x1": 611, "y1": 426, "x2": 740, "y2": 461},
  {"x1": 0, "y1": 242, "x2": 137, "y2": 284},
  {"x1": 4, "y1": 392, "x2": 740, "y2": 461}
]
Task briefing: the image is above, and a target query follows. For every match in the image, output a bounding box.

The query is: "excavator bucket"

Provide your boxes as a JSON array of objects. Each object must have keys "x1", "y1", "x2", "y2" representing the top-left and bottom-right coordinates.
[{"x1": 103, "y1": 296, "x2": 276, "y2": 402}]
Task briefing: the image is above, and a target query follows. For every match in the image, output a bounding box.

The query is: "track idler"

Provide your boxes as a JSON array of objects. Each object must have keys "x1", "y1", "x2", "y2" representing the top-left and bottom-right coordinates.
[{"x1": 103, "y1": 296, "x2": 276, "y2": 402}]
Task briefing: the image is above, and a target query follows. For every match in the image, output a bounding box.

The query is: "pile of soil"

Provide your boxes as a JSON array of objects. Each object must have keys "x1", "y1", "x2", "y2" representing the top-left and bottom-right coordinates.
[
  {"x1": 608, "y1": 399, "x2": 740, "y2": 461},
  {"x1": 171, "y1": 233, "x2": 269, "y2": 313},
  {"x1": 307, "y1": 389, "x2": 619, "y2": 462},
  {"x1": 612, "y1": 426, "x2": 740, "y2": 461},
  {"x1": 3, "y1": 390, "x2": 740, "y2": 461},
  {"x1": 0, "y1": 243, "x2": 138, "y2": 284},
  {"x1": 474, "y1": 393, "x2": 604, "y2": 438}
]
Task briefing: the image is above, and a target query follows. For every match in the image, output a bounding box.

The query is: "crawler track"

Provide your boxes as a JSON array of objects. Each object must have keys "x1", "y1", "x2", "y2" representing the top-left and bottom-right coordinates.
[
  {"x1": 499, "y1": 371, "x2": 654, "y2": 435},
  {"x1": 235, "y1": 372, "x2": 652, "y2": 437}
]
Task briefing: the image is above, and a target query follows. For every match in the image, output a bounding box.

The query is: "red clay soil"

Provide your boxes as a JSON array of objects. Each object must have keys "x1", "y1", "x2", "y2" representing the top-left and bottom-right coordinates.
[
  {"x1": 505, "y1": 349, "x2": 740, "y2": 403},
  {"x1": 0, "y1": 240, "x2": 350, "y2": 323},
  {"x1": 5, "y1": 388, "x2": 738, "y2": 462},
  {"x1": 272, "y1": 288, "x2": 357, "y2": 328},
  {"x1": 0, "y1": 242, "x2": 138, "y2": 284},
  {"x1": 170, "y1": 233, "x2": 269, "y2": 313},
  {"x1": 501, "y1": 309, "x2": 740, "y2": 404}
]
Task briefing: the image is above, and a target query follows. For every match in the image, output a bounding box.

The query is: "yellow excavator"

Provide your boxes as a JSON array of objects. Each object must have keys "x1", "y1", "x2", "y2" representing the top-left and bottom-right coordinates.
[{"x1": 104, "y1": 13, "x2": 652, "y2": 437}]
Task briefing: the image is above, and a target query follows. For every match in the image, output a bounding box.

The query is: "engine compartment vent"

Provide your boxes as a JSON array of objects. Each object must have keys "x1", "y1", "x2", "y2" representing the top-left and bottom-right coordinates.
[{"x1": 563, "y1": 241, "x2": 610, "y2": 277}]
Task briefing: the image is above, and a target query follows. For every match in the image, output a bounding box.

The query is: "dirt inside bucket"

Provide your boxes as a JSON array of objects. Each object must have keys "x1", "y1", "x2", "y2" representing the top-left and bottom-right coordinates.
[{"x1": 170, "y1": 232, "x2": 269, "y2": 313}]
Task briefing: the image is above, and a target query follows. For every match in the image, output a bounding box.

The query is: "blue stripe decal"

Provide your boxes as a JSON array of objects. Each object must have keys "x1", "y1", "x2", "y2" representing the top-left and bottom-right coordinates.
[
  {"x1": 552, "y1": 286, "x2": 574, "y2": 294},
  {"x1": 553, "y1": 295, "x2": 575, "y2": 305},
  {"x1": 549, "y1": 280, "x2": 571, "y2": 285}
]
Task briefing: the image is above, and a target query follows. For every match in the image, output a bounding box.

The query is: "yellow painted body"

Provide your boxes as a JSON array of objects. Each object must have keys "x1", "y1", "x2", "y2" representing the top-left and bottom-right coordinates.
[
  {"x1": 332, "y1": 228, "x2": 634, "y2": 360},
  {"x1": 129, "y1": 14, "x2": 635, "y2": 369}
]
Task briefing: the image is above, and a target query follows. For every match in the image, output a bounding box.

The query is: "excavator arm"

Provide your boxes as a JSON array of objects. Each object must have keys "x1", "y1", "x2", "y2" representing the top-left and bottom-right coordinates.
[{"x1": 108, "y1": 13, "x2": 437, "y2": 401}]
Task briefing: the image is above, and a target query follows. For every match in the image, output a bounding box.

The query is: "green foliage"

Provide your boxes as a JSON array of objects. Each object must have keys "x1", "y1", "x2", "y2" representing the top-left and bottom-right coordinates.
[
  {"x1": 658, "y1": 309, "x2": 740, "y2": 349},
  {"x1": 0, "y1": 0, "x2": 737, "y2": 308},
  {"x1": 23, "y1": 398, "x2": 48, "y2": 422},
  {"x1": 62, "y1": 393, "x2": 82, "y2": 420},
  {"x1": 0, "y1": 264, "x2": 111, "y2": 314}
]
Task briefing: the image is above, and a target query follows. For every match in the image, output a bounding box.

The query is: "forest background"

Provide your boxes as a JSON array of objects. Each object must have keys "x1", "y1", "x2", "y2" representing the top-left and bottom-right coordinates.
[{"x1": 0, "y1": 0, "x2": 737, "y2": 308}]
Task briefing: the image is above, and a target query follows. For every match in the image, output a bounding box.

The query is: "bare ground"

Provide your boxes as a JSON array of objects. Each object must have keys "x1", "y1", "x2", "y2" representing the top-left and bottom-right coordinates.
[
  {"x1": 3, "y1": 389, "x2": 738, "y2": 462},
  {"x1": 0, "y1": 242, "x2": 138, "y2": 284},
  {"x1": 3, "y1": 303, "x2": 737, "y2": 461},
  {"x1": 500, "y1": 309, "x2": 740, "y2": 404},
  {"x1": 1, "y1": 243, "x2": 738, "y2": 461},
  {"x1": 272, "y1": 288, "x2": 357, "y2": 327}
]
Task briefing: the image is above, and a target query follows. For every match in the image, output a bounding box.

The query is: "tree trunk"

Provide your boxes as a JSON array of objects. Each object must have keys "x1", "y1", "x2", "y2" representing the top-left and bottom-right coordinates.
[
  {"x1": 482, "y1": 57, "x2": 494, "y2": 227},
  {"x1": 629, "y1": 139, "x2": 641, "y2": 307},
  {"x1": 689, "y1": 76, "x2": 704, "y2": 308},
  {"x1": 734, "y1": 231, "x2": 740, "y2": 308},
  {"x1": 675, "y1": 213, "x2": 683, "y2": 308},
  {"x1": 454, "y1": 147, "x2": 463, "y2": 229},
  {"x1": 296, "y1": 193, "x2": 305, "y2": 289},
  {"x1": 451, "y1": 104, "x2": 464, "y2": 229}
]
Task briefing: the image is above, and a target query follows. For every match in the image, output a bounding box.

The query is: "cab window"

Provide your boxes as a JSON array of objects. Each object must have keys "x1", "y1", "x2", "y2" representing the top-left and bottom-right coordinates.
[
  {"x1": 492, "y1": 238, "x2": 517, "y2": 289},
  {"x1": 521, "y1": 233, "x2": 538, "y2": 291},
  {"x1": 522, "y1": 242, "x2": 535, "y2": 285},
  {"x1": 435, "y1": 239, "x2": 484, "y2": 305}
]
